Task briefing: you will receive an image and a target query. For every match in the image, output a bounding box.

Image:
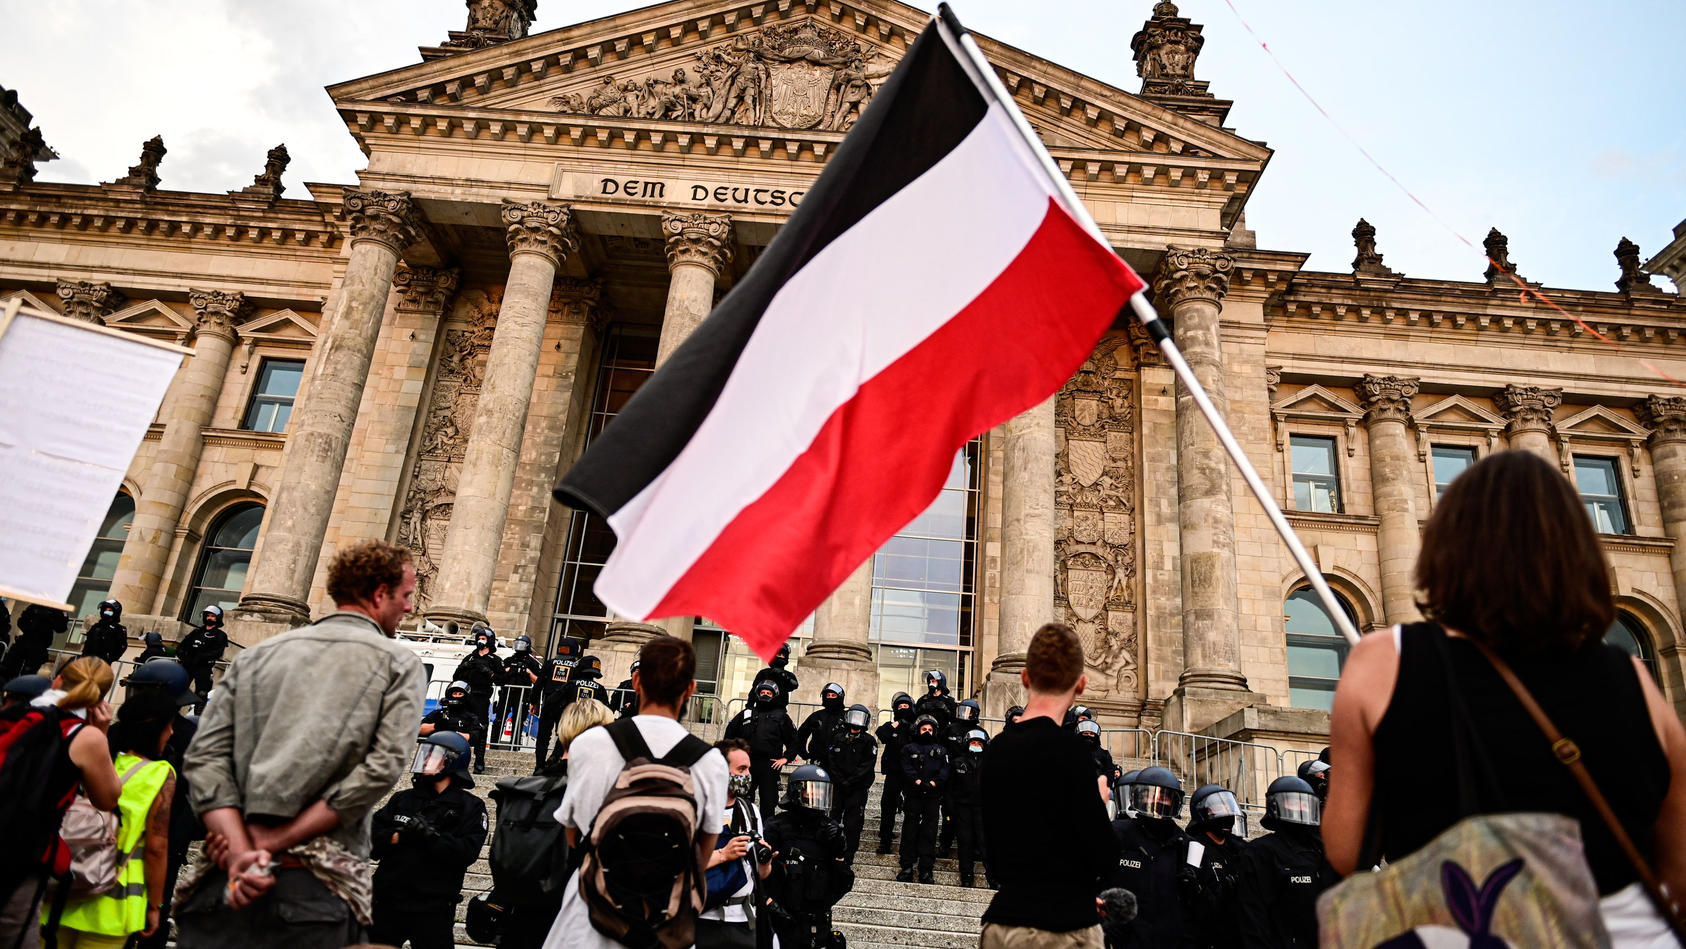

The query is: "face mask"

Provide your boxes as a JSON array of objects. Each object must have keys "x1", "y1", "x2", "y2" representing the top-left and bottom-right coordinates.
[
  {"x1": 102, "y1": 610, "x2": 115, "y2": 619},
  {"x1": 919, "y1": 728, "x2": 933, "y2": 739},
  {"x1": 729, "y1": 772, "x2": 754, "y2": 797},
  {"x1": 968, "y1": 744, "x2": 984, "y2": 754}
]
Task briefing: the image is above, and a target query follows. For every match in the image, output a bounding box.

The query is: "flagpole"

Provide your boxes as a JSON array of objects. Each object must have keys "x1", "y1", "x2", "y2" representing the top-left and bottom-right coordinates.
[{"x1": 935, "y1": 4, "x2": 1362, "y2": 646}]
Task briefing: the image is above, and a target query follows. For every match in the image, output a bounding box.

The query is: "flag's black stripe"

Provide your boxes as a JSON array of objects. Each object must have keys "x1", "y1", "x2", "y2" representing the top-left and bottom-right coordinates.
[{"x1": 555, "y1": 20, "x2": 990, "y2": 518}]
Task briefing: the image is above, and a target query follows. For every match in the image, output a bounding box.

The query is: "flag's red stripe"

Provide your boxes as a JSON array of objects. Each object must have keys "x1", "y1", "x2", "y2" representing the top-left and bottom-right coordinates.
[{"x1": 649, "y1": 199, "x2": 1143, "y2": 659}]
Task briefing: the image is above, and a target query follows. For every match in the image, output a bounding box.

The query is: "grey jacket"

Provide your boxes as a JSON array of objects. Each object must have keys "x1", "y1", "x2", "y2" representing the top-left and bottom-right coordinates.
[{"x1": 185, "y1": 610, "x2": 425, "y2": 857}]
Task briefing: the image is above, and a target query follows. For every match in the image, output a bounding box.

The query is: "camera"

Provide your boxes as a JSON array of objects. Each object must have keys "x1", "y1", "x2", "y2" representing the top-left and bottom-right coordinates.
[{"x1": 746, "y1": 833, "x2": 775, "y2": 864}]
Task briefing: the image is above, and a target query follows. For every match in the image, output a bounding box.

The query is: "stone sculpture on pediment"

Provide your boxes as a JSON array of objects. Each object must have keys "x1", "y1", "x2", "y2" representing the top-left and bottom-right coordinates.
[{"x1": 1053, "y1": 333, "x2": 1141, "y2": 698}]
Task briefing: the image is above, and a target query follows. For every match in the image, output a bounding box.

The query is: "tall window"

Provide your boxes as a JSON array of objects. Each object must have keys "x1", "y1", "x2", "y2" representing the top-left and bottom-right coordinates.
[
  {"x1": 68, "y1": 494, "x2": 135, "y2": 619},
  {"x1": 242, "y1": 359, "x2": 305, "y2": 433},
  {"x1": 182, "y1": 503, "x2": 264, "y2": 620},
  {"x1": 1290, "y1": 435, "x2": 1341, "y2": 513},
  {"x1": 1574, "y1": 455, "x2": 1631, "y2": 535},
  {"x1": 1605, "y1": 613, "x2": 1659, "y2": 684},
  {"x1": 1431, "y1": 444, "x2": 1478, "y2": 498},
  {"x1": 551, "y1": 326, "x2": 659, "y2": 647},
  {"x1": 1284, "y1": 585, "x2": 1355, "y2": 712}
]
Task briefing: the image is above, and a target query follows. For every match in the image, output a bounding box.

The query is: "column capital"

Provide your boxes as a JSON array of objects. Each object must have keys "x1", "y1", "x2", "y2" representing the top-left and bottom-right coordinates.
[
  {"x1": 1357, "y1": 374, "x2": 1419, "y2": 426},
  {"x1": 55, "y1": 279, "x2": 124, "y2": 324},
  {"x1": 1638, "y1": 395, "x2": 1686, "y2": 447},
  {"x1": 662, "y1": 210, "x2": 734, "y2": 276},
  {"x1": 393, "y1": 263, "x2": 461, "y2": 312},
  {"x1": 342, "y1": 188, "x2": 420, "y2": 252},
  {"x1": 188, "y1": 288, "x2": 250, "y2": 341},
  {"x1": 502, "y1": 200, "x2": 577, "y2": 266},
  {"x1": 1153, "y1": 246, "x2": 1233, "y2": 308},
  {"x1": 1494, "y1": 383, "x2": 1561, "y2": 435},
  {"x1": 1126, "y1": 315, "x2": 1166, "y2": 367},
  {"x1": 548, "y1": 277, "x2": 606, "y2": 331}
]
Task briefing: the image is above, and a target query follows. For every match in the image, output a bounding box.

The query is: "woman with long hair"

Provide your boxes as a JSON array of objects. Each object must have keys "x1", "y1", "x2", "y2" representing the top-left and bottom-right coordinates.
[{"x1": 1325, "y1": 450, "x2": 1686, "y2": 945}]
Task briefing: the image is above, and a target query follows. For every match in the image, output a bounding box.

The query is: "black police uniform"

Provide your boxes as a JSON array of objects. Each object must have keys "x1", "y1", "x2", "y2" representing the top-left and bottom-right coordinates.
[
  {"x1": 370, "y1": 775, "x2": 490, "y2": 949},
  {"x1": 896, "y1": 726, "x2": 949, "y2": 880},
  {"x1": 133, "y1": 639, "x2": 169, "y2": 665},
  {"x1": 423, "y1": 695, "x2": 482, "y2": 744},
  {"x1": 913, "y1": 689, "x2": 955, "y2": 729},
  {"x1": 873, "y1": 697, "x2": 915, "y2": 853},
  {"x1": 0, "y1": 604, "x2": 61, "y2": 682},
  {"x1": 1184, "y1": 827, "x2": 1247, "y2": 949},
  {"x1": 1235, "y1": 825, "x2": 1335, "y2": 949},
  {"x1": 936, "y1": 710, "x2": 979, "y2": 857},
  {"x1": 724, "y1": 696, "x2": 800, "y2": 826},
  {"x1": 453, "y1": 646, "x2": 504, "y2": 768},
  {"x1": 496, "y1": 646, "x2": 543, "y2": 744},
  {"x1": 81, "y1": 603, "x2": 128, "y2": 664},
  {"x1": 175, "y1": 620, "x2": 229, "y2": 705},
  {"x1": 533, "y1": 653, "x2": 579, "y2": 770},
  {"x1": 1104, "y1": 817, "x2": 1195, "y2": 949},
  {"x1": 796, "y1": 696, "x2": 845, "y2": 767},
  {"x1": 946, "y1": 744, "x2": 987, "y2": 886},
  {"x1": 765, "y1": 802, "x2": 853, "y2": 949},
  {"x1": 823, "y1": 726, "x2": 877, "y2": 861},
  {"x1": 751, "y1": 664, "x2": 799, "y2": 710}
]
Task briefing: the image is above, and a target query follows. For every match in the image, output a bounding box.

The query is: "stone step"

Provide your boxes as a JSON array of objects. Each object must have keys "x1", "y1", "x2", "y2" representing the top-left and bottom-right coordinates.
[
  {"x1": 853, "y1": 862, "x2": 979, "y2": 888},
  {"x1": 835, "y1": 905, "x2": 982, "y2": 934},
  {"x1": 832, "y1": 920, "x2": 978, "y2": 949},
  {"x1": 848, "y1": 876, "x2": 994, "y2": 905},
  {"x1": 839, "y1": 889, "x2": 992, "y2": 915}
]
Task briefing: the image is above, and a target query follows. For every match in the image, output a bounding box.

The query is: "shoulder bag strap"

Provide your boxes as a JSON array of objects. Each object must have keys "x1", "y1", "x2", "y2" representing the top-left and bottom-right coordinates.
[
  {"x1": 603, "y1": 718, "x2": 653, "y2": 764},
  {"x1": 1465, "y1": 636, "x2": 1686, "y2": 941}
]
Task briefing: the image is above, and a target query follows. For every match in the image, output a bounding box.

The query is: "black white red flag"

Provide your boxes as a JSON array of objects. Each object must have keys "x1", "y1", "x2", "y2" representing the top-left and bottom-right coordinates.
[{"x1": 554, "y1": 12, "x2": 1147, "y2": 660}]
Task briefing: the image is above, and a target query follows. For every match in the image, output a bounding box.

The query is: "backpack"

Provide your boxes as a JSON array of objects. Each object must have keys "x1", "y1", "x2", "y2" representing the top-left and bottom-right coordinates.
[
  {"x1": 579, "y1": 719, "x2": 713, "y2": 949},
  {"x1": 488, "y1": 772, "x2": 573, "y2": 906},
  {"x1": 60, "y1": 760, "x2": 146, "y2": 899},
  {"x1": 0, "y1": 707, "x2": 83, "y2": 900}
]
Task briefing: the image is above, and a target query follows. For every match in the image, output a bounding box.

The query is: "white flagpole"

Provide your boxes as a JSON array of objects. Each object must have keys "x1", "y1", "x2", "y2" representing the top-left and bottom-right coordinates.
[{"x1": 935, "y1": 4, "x2": 1362, "y2": 645}]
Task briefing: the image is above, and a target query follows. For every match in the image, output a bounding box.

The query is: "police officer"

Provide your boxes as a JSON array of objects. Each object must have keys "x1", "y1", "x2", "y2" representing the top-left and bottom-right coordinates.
[
  {"x1": 823, "y1": 704, "x2": 876, "y2": 862},
  {"x1": 134, "y1": 631, "x2": 169, "y2": 665},
  {"x1": 0, "y1": 604, "x2": 62, "y2": 682},
  {"x1": 796, "y1": 682, "x2": 846, "y2": 767},
  {"x1": 874, "y1": 692, "x2": 915, "y2": 854},
  {"x1": 725, "y1": 679, "x2": 799, "y2": 826},
  {"x1": 765, "y1": 765, "x2": 853, "y2": 949},
  {"x1": 752, "y1": 642, "x2": 800, "y2": 710},
  {"x1": 1076, "y1": 720, "x2": 1117, "y2": 786},
  {"x1": 1064, "y1": 703, "x2": 1095, "y2": 731},
  {"x1": 370, "y1": 732, "x2": 490, "y2": 949},
  {"x1": 609, "y1": 658, "x2": 639, "y2": 717},
  {"x1": 531, "y1": 636, "x2": 584, "y2": 771},
  {"x1": 452, "y1": 625, "x2": 504, "y2": 773},
  {"x1": 1235, "y1": 776, "x2": 1335, "y2": 949},
  {"x1": 1106, "y1": 766, "x2": 1192, "y2": 949},
  {"x1": 495, "y1": 634, "x2": 543, "y2": 746},
  {"x1": 1003, "y1": 705, "x2": 1024, "y2": 726},
  {"x1": 1184, "y1": 784, "x2": 1249, "y2": 949},
  {"x1": 895, "y1": 713, "x2": 949, "y2": 884},
  {"x1": 913, "y1": 669, "x2": 955, "y2": 728},
  {"x1": 81, "y1": 598, "x2": 128, "y2": 664},
  {"x1": 937, "y1": 699, "x2": 982, "y2": 858},
  {"x1": 948, "y1": 727, "x2": 990, "y2": 888},
  {"x1": 1116, "y1": 769, "x2": 1141, "y2": 819},
  {"x1": 1297, "y1": 758, "x2": 1330, "y2": 803},
  {"x1": 422, "y1": 680, "x2": 481, "y2": 743},
  {"x1": 176, "y1": 605, "x2": 229, "y2": 709}
]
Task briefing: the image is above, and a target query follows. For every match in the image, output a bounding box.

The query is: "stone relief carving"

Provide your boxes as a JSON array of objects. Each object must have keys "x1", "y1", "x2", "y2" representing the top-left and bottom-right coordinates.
[
  {"x1": 110, "y1": 135, "x2": 166, "y2": 191},
  {"x1": 443, "y1": 0, "x2": 537, "y2": 50},
  {"x1": 1130, "y1": 1, "x2": 1209, "y2": 97},
  {"x1": 1054, "y1": 334, "x2": 1140, "y2": 698},
  {"x1": 549, "y1": 21, "x2": 897, "y2": 132}
]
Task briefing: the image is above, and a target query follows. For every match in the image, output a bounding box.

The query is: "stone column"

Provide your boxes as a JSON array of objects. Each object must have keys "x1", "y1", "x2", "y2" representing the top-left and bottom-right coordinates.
[
  {"x1": 55, "y1": 279, "x2": 124, "y2": 324},
  {"x1": 237, "y1": 189, "x2": 419, "y2": 624},
  {"x1": 1159, "y1": 247, "x2": 1250, "y2": 731},
  {"x1": 1494, "y1": 384, "x2": 1561, "y2": 461},
  {"x1": 108, "y1": 289, "x2": 249, "y2": 613},
  {"x1": 1637, "y1": 396, "x2": 1686, "y2": 703},
  {"x1": 426, "y1": 201, "x2": 577, "y2": 629},
  {"x1": 656, "y1": 211, "x2": 732, "y2": 364},
  {"x1": 1357, "y1": 374, "x2": 1423, "y2": 624},
  {"x1": 802, "y1": 559, "x2": 880, "y2": 713},
  {"x1": 983, "y1": 396, "x2": 1057, "y2": 716}
]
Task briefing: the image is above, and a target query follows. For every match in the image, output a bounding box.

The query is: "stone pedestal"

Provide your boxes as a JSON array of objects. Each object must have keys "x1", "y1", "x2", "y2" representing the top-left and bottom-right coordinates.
[
  {"x1": 801, "y1": 559, "x2": 880, "y2": 713},
  {"x1": 238, "y1": 189, "x2": 419, "y2": 624},
  {"x1": 109, "y1": 289, "x2": 248, "y2": 613},
  {"x1": 1163, "y1": 684, "x2": 1259, "y2": 737},
  {"x1": 1495, "y1": 384, "x2": 1562, "y2": 462},
  {"x1": 1357, "y1": 374, "x2": 1422, "y2": 624},
  {"x1": 427, "y1": 201, "x2": 576, "y2": 629},
  {"x1": 983, "y1": 397, "x2": 1056, "y2": 718}
]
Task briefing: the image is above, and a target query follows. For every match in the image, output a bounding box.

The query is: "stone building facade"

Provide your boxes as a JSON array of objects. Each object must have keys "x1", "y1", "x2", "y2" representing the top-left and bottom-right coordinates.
[{"x1": 3, "y1": 0, "x2": 1683, "y2": 752}]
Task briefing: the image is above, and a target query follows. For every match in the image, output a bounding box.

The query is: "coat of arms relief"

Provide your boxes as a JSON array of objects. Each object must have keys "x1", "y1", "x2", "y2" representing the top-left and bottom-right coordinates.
[
  {"x1": 1054, "y1": 335, "x2": 1141, "y2": 700},
  {"x1": 549, "y1": 20, "x2": 898, "y2": 132}
]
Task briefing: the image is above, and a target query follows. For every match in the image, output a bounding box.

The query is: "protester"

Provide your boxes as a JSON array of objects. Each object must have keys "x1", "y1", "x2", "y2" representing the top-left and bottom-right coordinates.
[
  {"x1": 79, "y1": 600, "x2": 128, "y2": 665},
  {"x1": 765, "y1": 764, "x2": 854, "y2": 949},
  {"x1": 1183, "y1": 784, "x2": 1248, "y2": 949},
  {"x1": 725, "y1": 678, "x2": 798, "y2": 826},
  {"x1": 980, "y1": 622, "x2": 1118, "y2": 949},
  {"x1": 795, "y1": 681, "x2": 846, "y2": 766},
  {"x1": 56, "y1": 689, "x2": 178, "y2": 948},
  {"x1": 0, "y1": 605, "x2": 66, "y2": 682},
  {"x1": 1235, "y1": 775, "x2": 1334, "y2": 948},
  {"x1": 895, "y1": 713, "x2": 949, "y2": 884},
  {"x1": 1324, "y1": 451, "x2": 1686, "y2": 943},
  {"x1": 122, "y1": 660, "x2": 202, "y2": 949},
  {"x1": 369, "y1": 732, "x2": 488, "y2": 949},
  {"x1": 699, "y1": 738, "x2": 773, "y2": 949},
  {"x1": 824, "y1": 704, "x2": 877, "y2": 863},
  {"x1": 0, "y1": 657, "x2": 120, "y2": 949},
  {"x1": 453, "y1": 626, "x2": 504, "y2": 774},
  {"x1": 1105, "y1": 766, "x2": 1192, "y2": 948},
  {"x1": 175, "y1": 606, "x2": 228, "y2": 710},
  {"x1": 175, "y1": 539, "x2": 425, "y2": 949},
  {"x1": 873, "y1": 692, "x2": 915, "y2": 855},
  {"x1": 541, "y1": 635, "x2": 728, "y2": 949}
]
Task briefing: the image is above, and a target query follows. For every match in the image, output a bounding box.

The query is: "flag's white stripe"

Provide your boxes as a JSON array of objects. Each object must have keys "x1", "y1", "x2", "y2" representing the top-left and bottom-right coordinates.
[{"x1": 597, "y1": 101, "x2": 1054, "y2": 619}]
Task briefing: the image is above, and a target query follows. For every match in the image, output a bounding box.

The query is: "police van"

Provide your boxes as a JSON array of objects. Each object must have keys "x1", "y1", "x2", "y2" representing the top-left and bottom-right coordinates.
[{"x1": 393, "y1": 623, "x2": 481, "y2": 715}]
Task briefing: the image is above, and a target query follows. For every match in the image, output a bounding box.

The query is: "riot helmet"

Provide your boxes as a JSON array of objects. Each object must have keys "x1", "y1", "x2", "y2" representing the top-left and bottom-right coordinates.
[
  {"x1": 1005, "y1": 705, "x2": 1025, "y2": 725},
  {"x1": 924, "y1": 669, "x2": 948, "y2": 695},
  {"x1": 444, "y1": 679, "x2": 471, "y2": 708},
  {"x1": 471, "y1": 625, "x2": 497, "y2": 652},
  {"x1": 555, "y1": 636, "x2": 585, "y2": 660},
  {"x1": 1264, "y1": 775, "x2": 1321, "y2": 829},
  {"x1": 201, "y1": 605, "x2": 224, "y2": 627},
  {"x1": 1076, "y1": 719, "x2": 1101, "y2": 742},
  {"x1": 98, "y1": 599, "x2": 122, "y2": 622},
  {"x1": 125, "y1": 659, "x2": 196, "y2": 707},
  {"x1": 843, "y1": 704, "x2": 871, "y2": 732},
  {"x1": 1128, "y1": 767, "x2": 1184, "y2": 821},
  {"x1": 1190, "y1": 784, "x2": 1247, "y2": 837},
  {"x1": 574, "y1": 655, "x2": 603, "y2": 680},
  {"x1": 513, "y1": 634, "x2": 533, "y2": 654},
  {"x1": 955, "y1": 699, "x2": 980, "y2": 724},
  {"x1": 412, "y1": 731, "x2": 472, "y2": 781},
  {"x1": 821, "y1": 682, "x2": 845, "y2": 711},
  {"x1": 891, "y1": 691, "x2": 914, "y2": 720},
  {"x1": 770, "y1": 641, "x2": 792, "y2": 669},
  {"x1": 1072, "y1": 704, "x2": 1093, "y2": 722},
  {"x1": 913, "y1": 713, "x2": 940, "y2": 739},
  {"x1": 1117, "y1": 769, "x2": 1142, "y2": 817},
  {"x1": 143, "y1": 631, "x2": 163, "y2": 648},
  {"x1": 783, "y1": 764, "x2": 834, "y2": 813},
  {"x1": 2, "y1": 675, "x2": 49, "y2": 704},
  {"x1": 965, "y1": 728, "x2": 988, "y2": 754},
  {"x1": 752, "y1": 680, "x2": 781, "y2": 708},
  {"x1": 1297, "y1": 758, "x2": 1331, "y2": 802}
]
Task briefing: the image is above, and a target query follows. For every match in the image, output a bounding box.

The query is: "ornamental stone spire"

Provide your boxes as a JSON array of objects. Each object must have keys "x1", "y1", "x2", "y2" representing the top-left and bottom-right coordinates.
[
  {"x1": 1483, "y1": 227, "x2": 1519, "y2": 284},
  {"x1": 1129, "y1": 1, "x2": 1230, "y2": 125},
  {"x1": 238, "y1": 144, "x2": 290, "y2": 200},
  {"x1": 1615, "y1": 237, "x2": 1661, "y2": 294},
  {"x1": 109, "y1": 135, "x2": 166, "y2": 191},
  {"x1": 437, "y1": 0, "x2": 538, "y2": 52},
  {"x1": 0, "y1": 85, "x2": 54, "y2": 188},
  {"x1": 1351, "y1": 218, "x2": 1396, "y2": 277}
]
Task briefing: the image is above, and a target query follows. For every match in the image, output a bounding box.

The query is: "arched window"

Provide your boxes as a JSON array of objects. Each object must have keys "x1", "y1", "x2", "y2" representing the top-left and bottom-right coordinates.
[
  {"x1": 1285, "y1": 585, "x2": 1357, "y2": 712},
  {"x1": 68, "y1": 493, "x2": 135, "y2": 619},
  {"x1": 182, "y1": 503, "x2": 264, "y2": 621},
  {"x1": 1605, "y1": 612, "x2": 1659, "y2": 685}
]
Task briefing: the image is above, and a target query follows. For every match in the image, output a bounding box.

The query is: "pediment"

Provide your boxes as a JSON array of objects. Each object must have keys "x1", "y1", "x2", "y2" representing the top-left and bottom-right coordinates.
[
  {"x1": 328, "y1": 0, "x2": 1270, "y2": 163},
  {"x1": 1415, "y1": 394, "x2": 1503, "y2": 430},
  {"x1": 1556, "y1": 405, "x2": 1648, "y2": 441},
  {"x1": 1272, "y1": 385, "x2": 1362, "y2": 419},
  {"x1": 237, "y1": 308, "x2": 318, "y2": 345},
  {"x1": 0, "y1": 289, "x2": 60, "y2": 315},
  {"x1": 105, "y1": 299, "x2": 193, "y2": 338}
]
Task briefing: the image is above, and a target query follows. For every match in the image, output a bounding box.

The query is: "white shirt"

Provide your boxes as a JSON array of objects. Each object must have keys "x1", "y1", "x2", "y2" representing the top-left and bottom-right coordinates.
[
  {"x1": 700, "y1": 798, "x2": 764, "y2": 923},
  {"x1": 543, "y1": 715, "x2": 729, "y2": 949}
]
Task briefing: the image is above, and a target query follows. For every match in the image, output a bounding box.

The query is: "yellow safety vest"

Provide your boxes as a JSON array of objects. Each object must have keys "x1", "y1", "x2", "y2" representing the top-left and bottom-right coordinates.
[{"x1": 58, "y1": 753, "x2": 173, "y2": 937}]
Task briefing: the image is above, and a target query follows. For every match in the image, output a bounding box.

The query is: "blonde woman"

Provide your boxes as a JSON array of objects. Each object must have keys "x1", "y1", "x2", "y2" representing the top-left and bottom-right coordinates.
[{"x1": 0, "y1": 658, "x2": 121, "y2": 949}]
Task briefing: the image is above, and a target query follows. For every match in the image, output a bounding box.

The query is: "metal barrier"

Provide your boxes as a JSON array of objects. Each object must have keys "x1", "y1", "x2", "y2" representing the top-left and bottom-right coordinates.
[{"x1": 45, "y1": 648, "x2": 233, "y2": 710}]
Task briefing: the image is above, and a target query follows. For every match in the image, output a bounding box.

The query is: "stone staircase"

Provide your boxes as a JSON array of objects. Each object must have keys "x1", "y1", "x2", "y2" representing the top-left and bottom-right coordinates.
[{"x1": 413, "y1": 746, "x2": 987, "y2": 949}]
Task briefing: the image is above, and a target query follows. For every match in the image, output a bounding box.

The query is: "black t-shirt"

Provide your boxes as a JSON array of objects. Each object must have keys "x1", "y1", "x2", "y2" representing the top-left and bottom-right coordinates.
[
  {"x1": 981, "y1": 716, "x2": 1118, "y2": 931},
  {"x1": 1372, "y1": 622, "x2": 1670, "y2": 895}
]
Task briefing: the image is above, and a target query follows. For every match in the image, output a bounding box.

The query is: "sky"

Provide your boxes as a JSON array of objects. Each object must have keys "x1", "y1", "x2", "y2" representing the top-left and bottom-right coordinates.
[{"x1": 4, "y1": 0, "x2": 1683, "y2": 293}]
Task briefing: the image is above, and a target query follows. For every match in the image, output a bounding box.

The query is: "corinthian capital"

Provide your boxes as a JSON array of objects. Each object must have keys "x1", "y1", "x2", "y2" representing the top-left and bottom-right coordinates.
[
  {"x1": 1153, "y1": 246, "x2": 1233, "y2": 309},
  {"x1": 1638, "y1": 395, "x2": 1686, "y2": 447},
  {"x1": 342, "y1": 188, "x2": 420, "y2": 252},
  {"x1": 1357, "y1": 374, "x2": 1419, "y2": 426},
  {"x1": 662, "y1": 211, "x2": 734, "y2": 276},
  {"x1": 188, "y1": 288, "x2": 250, "y2": 340},
  {"x1": 1493, "y1": 384, "x2": 1561, "y2": 434},
  {"x1": 502, "y1": 200, "x2": 577, "y2": 266},
  {"x1": 55, "y1": 279, "x2": 124, "y2": 324},
  {"x1": 548, "y1": 277, "x2": 606, "y2": 331},
  {"x1": 393, "y1": 263, "x2": 461, "y2": 312}
]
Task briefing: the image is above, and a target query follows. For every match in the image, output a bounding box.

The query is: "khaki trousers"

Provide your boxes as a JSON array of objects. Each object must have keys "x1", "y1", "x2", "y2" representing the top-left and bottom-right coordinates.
[{"x1": 980, "y1": 923, "x2": 1104, "y2": 949}]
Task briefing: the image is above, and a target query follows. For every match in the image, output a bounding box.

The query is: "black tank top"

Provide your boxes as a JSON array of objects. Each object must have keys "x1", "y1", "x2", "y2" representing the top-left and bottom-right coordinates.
[{"x1": 1371, "y1": 622, "x2": 1670, "y2": 894}]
